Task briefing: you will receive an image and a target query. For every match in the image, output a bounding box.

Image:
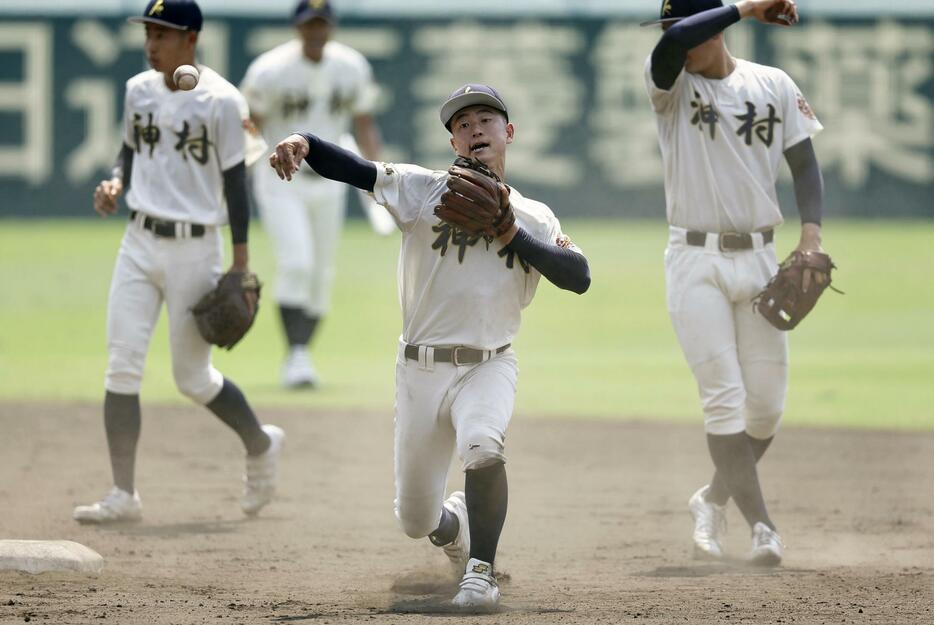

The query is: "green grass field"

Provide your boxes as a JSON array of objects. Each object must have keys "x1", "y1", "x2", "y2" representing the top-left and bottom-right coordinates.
[{"x1": 1, "y1": 218, "x2": 931, "y2": 430}]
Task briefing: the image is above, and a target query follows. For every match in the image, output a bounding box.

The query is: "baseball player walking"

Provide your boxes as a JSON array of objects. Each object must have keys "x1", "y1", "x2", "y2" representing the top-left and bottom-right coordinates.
[
  {"x1": 74, "y1": 0, "x2": 284, "y2": 524},
  {"x1": 239, "y1": 0, "x2": 383, "y2": 388},
  {"x1": 268, "y1": 84, "x2": 590, "y2": 608},
  {"x1": 643, "y1": 0, "x2": 827, "y2": 565}
]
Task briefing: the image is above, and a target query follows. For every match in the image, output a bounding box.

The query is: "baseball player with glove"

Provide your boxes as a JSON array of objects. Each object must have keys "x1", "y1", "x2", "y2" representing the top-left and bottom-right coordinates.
[
  {"x1": 269, "y1": 84, "x2": 590, "y2": 609},
  {"x1": 643, "y1": 0, "x2": 836, "y2": 565},
  {"x1": 74, "y1": 0, "x2": 284, "y2": 524},
  {"x1": 239, "y1": 0, "x2": 384, "y2": 389}
]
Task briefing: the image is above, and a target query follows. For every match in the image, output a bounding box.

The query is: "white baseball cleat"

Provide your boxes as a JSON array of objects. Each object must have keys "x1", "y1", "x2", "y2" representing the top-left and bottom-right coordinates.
[
  {"x1": 73, "y1": 486, "x2": 142, "y2": 524},
  {"x1": 749, "y1": 522, "x2": 784, "y2": 566},
  {"x1": 241, "y1": 425, "x2": 285, "y2": 516},
  {"x1": 437, "y1": 491, "x2": 470, "y2": 577},
  {"x1": 452, "y1": 558, "x2": 500, "y2": 610},
  {"x1": 281, "y1": 348, "x2": 318, "y2": 389},
  {"x1": 689, "y1": 485, "x2": 727, "y2": 560}
]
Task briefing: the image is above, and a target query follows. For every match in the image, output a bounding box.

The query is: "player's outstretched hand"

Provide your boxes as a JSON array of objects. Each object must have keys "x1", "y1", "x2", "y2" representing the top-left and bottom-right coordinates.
[
  {"x1": 269, "y1": 134, "x2": 310, "y2": 181},
  {"x1": 93, "y1": 177, "x2": 123, "y2": 217},
  {"x1": 736, "y1": 0, "x2": 798, "y2": 26}
]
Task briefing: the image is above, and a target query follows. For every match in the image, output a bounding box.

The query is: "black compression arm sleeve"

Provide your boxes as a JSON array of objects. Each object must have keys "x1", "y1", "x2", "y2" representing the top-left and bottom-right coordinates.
[
  {"x1": 506, "y1": 228, "x2": 591, "y2": 294},
  {"x1": 223, "y1": 161, "x2": 250, "y2": 245},
  {"x1": 784, "y1": 139, "x2": 824, "y2": 225},
  {"x1": 299, "y1": 132, "x2": 377, "y2": 192},
  {"x1": 113, "y1": 143, "x2": 134, "y2": 191},
  {"x1": 650, "y1": 5, "x2": 741, "y2": 90}
]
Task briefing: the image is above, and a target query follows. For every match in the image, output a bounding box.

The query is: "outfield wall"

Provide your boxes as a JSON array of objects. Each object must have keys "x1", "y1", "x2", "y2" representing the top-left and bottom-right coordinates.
[{"x1": 0, "y1": 12, "x2": 931, "y2": 218}]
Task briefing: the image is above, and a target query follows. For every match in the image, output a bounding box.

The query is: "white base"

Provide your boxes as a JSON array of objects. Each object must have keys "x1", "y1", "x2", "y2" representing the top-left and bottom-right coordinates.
[{"x1": 0, "y1": 540, "x2": 104, "y2": 575}]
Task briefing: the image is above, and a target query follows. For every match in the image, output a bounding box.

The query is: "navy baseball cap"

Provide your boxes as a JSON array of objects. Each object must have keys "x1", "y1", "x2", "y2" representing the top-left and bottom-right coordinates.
[
  {"x1": 128, "y1": 0, "x2": 203, "y2": 32},
  {"x1": 440, "y1": 84, "x2": 509, "y2": 130},
  {"x1": 640, "y1": 0, "x2": 724, "y2": 26},
  {"x1": 293, "y1": 0, "x2": 335, "y2": 24}
]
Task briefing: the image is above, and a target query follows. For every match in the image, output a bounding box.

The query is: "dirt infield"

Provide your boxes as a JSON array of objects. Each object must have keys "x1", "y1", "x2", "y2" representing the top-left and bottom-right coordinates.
[{"x1": 1, "y1": 402, "x2": 932, "y2": 624}]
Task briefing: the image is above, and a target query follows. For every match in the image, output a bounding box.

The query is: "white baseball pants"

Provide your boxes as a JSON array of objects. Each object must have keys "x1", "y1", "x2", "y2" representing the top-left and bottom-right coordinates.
[
  {"x1": 665, "y1": 227, "x2": 788, "y2": 439},
  {"x1": 105, "y1": 217, "x2": 225, "y2": 404},
  {"x1": 393, "y1": 341, "x2": 518, "y2": 539},
  {"x1": 252, "y1": 164, "x2": 347, "y2": 317}
]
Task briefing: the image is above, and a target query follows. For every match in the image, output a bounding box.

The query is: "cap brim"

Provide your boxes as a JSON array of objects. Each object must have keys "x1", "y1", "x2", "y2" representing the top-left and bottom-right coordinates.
[
  {"x1": 639, "y1": 17, "x2": 684, "y2": 27},
  {"x1": 294, "y1": 10, "x2": 335, "y2": 25},
  {"x1": 127, "y1": 16, "x2": 190, "y2": 30},
  {"x1": 440, "y1": 93, "x2": 507, "y2": 128}
]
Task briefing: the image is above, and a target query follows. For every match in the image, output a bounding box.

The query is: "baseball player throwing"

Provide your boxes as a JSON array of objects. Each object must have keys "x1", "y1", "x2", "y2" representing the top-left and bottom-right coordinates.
[
  {"x1": 643, "y1": 0, "x2": 827, "y2": 565},
  {"x1": 74, "y1": 0, "x2": 284, "y2": 524},
  {"x1": 269, "y1": 84, "x2": 590, "y2": 608},
  {"x1": 239, "y1": 0, "x2": 383, "y2": 388}
]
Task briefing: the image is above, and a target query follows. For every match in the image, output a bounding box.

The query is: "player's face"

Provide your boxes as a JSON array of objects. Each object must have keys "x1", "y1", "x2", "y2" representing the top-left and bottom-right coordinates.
[
  {"x1": 297, "y1": 18, "x2": 333, "y2": 61},
  {"x1": 144, "y1": 24, "x2": 196, "y2": 74},
  {"x1": 449, "y1": 106, "x2": 514, "y2": 167}
]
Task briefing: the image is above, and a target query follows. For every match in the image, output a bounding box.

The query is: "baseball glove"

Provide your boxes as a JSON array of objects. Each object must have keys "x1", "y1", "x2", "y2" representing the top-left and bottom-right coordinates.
[
  {"x1": 191, "y1": 271, "x2": 262, "y2": 350},
  {"x1": 434, "y1": 156, "x2": 515, "y2": 241},
  {"x1": 754, "y1": 250, "x2": 840, "y2": 330}
]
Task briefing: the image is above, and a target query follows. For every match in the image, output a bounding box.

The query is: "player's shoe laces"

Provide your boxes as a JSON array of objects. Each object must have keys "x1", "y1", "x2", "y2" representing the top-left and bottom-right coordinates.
[
  {"x1": 749, "y1": 521, "x2": 783, "y2": 566},
  {"x1": 452, "y1": 558, "x2": 500, "y2": 610},
  {"x1": 241, "y1": 424, "x2": 285, "y2": 516},
  {"x1": 689, "y1": 485, "x2": 727, "y2": 560},
  {"x1": 73, "y1": 486, "x2": 142, "y2": 524},
  {"x1": 281, "y1": 348, "x2": 318, "y2": 389},
  {"x1": 432, "y1": 491, "x2": 470, "y2": 577}
]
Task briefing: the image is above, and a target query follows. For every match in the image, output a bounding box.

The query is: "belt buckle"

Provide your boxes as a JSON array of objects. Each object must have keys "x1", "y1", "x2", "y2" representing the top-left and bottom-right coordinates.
[
  {"x1": 452, "y1": 346, "x2": 468, "y2": 366},
  {"x1": 719, "y1": 232, "x2": 745, "y2": 251}
]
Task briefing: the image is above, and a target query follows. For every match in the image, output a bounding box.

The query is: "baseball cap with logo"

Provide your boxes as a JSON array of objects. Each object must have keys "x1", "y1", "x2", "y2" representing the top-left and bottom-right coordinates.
[
  {"x1": 439, "y1": 84, "x2": 509, "y2": 131},
  {"x1": 640, "y1": 0, "x2": 724, "y2": 26},
  {"x1": 128, "y1": 0, "x2": 203, "y2": 32},
  {"x1": 293, "y1": 0, "x2": 336, "y2": 25}
]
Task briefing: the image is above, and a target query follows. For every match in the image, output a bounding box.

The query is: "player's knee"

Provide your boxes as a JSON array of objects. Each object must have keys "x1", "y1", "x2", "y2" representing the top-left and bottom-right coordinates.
[
  {"x1": 394, "y1": 496, "x2": 440, "y2": 539},
  {"x1": 745, "y1": 388, "x2": 785, "y2": 439},
  {"x1": 105, "y1": 342, "x2": 146, "y2": 394},
  {"x1": 457, "y1": 425, "x2": 506, "y2": 471},
  {"x1": 700, "y1": 385, "x2": 746, "y2": 435},
  {"x1": 173, "y1": 366, "x2": 223, "y2": 404}
]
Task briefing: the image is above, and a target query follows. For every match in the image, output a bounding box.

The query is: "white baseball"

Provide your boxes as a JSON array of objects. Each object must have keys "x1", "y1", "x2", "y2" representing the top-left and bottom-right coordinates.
[{"x1": 173, "y1": 64, "x2": 200, "y2": 91}]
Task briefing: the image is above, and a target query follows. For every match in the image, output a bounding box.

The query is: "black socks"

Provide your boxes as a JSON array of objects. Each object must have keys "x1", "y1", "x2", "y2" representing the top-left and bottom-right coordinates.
[
  {"x1": 206, "y1": 378, "x2": 269, "y2": 456},
  {"x1": 428, "y1": 507, "x2": 459, "y2": 546},
  {"x1": 279, "y1": 305, "x2": 319, "y2": 348},
  {"x1": 104, "y1": 391, "x2": 141, "y2": 494},
  {"x1": 706, "y1": 433, "x2": 775, "y2": 530},
  {"x1": 707, "y1": 433, "x2": 774, "y2": 506},
  {"x1": 465, "y1": 463, "x2": 508, "y2": 565}
]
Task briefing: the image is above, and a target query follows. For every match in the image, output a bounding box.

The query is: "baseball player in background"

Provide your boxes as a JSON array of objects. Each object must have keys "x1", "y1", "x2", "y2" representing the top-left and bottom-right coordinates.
[
  {"x1": 74, "y1": 0, "x2": 284, "y2": 524},
  {"x1": 643, "y1": 0, "x2": 828, "y2": 565},
  {"x1": 268, "y1": 84, "x2": 590, "y2": 608},
  {"x1": 239, "y1": 0, "x2": 384, "y2": 389}
]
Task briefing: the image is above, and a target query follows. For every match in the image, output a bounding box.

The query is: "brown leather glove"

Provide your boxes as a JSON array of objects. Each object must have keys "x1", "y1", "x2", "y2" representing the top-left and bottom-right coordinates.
[
  {"x1": 191, "y1": 271, "x2": 262, "y2": 349},
  {"x1": 434, "y1": 156, "x2": 515, "y2": 241},
  {"x1": 754, "y1": 250, "x2": 839, "y2": 330}
]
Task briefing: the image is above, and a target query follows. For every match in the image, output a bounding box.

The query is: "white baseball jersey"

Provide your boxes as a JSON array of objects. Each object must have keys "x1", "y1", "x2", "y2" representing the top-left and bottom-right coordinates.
[
  {"x1": 240, "y1": 39, "x2": 377, "y2": 151},
  {"x1": 644, "y1": 57, "x2": 823, "y2": 233},
  {"x1": 123, "y1": 66, "x2": 250, "y2": 225},
  {"x1": 372, "y1": 162, "x2": 567, "y2": 350}
]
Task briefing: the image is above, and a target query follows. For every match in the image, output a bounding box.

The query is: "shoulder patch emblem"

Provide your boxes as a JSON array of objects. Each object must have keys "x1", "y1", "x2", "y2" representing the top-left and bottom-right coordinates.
[
  {"x1": 382, "y1": 163, "x2": 395, "y2": 176},
  {"x1": 796, "y1": 93, "x2": 817, "y2": 120},
  {"x1": 241, "y1": 118, "x2": 259, "y2": 137},
  {"x1": 556, "y1": 235, "x2": 573, "y2": 249}
]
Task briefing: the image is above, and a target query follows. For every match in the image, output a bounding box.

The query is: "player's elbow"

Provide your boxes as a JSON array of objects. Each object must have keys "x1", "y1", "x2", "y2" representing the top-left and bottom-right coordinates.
[{"x1": 564, "y1": 260, "x2": 591, "y2": 295}]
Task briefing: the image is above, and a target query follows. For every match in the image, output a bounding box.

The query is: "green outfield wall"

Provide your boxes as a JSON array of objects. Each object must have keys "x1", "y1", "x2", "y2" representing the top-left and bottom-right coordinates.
[{"x1": 0, "y1": 15, "x2": 931, "y2": 217}]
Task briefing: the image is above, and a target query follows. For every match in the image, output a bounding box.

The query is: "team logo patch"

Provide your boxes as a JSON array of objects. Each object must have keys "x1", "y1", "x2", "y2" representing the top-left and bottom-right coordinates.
[
  {"x1": 310, "y1": 0, "x2": 327, "y2": 8},
  {"x1": 149, "y1": 0, "x2": 165, "y2": 16},
  {"x1": 662, "y1": 0, "x2": 673, "y2": 16},
  {"x1": 796, "y1": 93, "x2": 817, "y2": 120},
  {"x1": 556, "y1": 235, "x2": 573, "y2": 249},
  {"x1": 382, "y1": 163, "x2": 395, "y2": 176}
]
